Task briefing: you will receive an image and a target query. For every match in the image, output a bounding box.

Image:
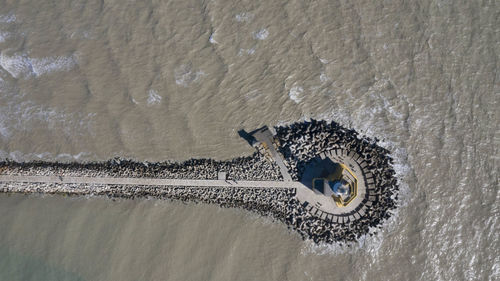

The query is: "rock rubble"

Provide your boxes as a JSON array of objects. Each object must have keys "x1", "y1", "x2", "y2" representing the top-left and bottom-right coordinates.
[
  {"x1": 275, "y1": 119, "x2": 399, "y2": 243},
  {"x1": 0, "y1": 148, "x2": 282, "y2": 181},
  {"x1": 0, "y1": 120, "x2": 399, "y2": 244}
]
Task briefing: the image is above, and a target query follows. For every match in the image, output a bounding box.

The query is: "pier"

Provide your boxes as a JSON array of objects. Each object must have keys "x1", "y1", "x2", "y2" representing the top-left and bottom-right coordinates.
[
  {"x1": 0, "y1": 120, "x2": 399, "y2": 244},
  {"x1": 250, "y1": 126, "x2": 293, "y2": 181}
]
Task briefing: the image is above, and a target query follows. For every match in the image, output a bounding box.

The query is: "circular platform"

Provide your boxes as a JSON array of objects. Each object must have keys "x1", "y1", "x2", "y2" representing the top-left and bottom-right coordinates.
[{"x1": 295, "y1": 148, "x2": 376, "y2": 224}]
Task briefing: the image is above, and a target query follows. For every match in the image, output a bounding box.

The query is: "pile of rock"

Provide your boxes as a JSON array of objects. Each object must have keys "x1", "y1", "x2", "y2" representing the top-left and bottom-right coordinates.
[
  {"x1": 0, "y1": 179, "x2": 386, "y2": 244},
  {"x1": 0, "y1": 180, "x2": 297, "y2": 231},
  {"x1": 0, "y1": 120, "x2": 400, "y2": 245},
  {"x1": 274, "y1": 119, "x2": 399, "y2": 243},
  {"x1": 0, "y1": 149, "x2": 283, "y2": 181}
]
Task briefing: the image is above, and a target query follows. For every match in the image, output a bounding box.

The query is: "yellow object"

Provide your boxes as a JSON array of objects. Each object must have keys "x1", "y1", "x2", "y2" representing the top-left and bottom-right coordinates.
[{"x1": 312, "y1": 163, "x2": 358, "y2": 207}]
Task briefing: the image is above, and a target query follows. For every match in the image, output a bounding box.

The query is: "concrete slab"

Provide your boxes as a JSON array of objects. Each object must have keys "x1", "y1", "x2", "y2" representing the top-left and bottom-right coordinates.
[
  {"x1": 252, "y1": 127, "x2": 293, "y2": 182},
  {"x1": 0, "y1": 175, "x2": 303, "y2": 189}
]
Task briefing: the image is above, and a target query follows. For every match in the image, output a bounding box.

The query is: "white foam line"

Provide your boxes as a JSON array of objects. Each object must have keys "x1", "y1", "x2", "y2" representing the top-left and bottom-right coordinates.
[
  {"x1": 209, "y1": 32, "x2": 218, "y2": 44},
  {"x1": 288, "y1": 86, "x2": 304, "y2": 103},
  {"x1": 235, "y1": 12, "x2": 254, "y2": 23},
  {"x1": 174, "y1": 64, "x2": 205, "y2": 87},
  {"x1": 0, "y1": 92, "x2": 95, "y2": 142},
  {"x1": 147, "y1": 89, "x2": 161, "y2": 106},
  {"x1": 0, "y1": 14, "x2": 16, "y2": 23},
  {"x1": 0, "y1": 151, "x2": 95, "y2": 162},
  {"x1": 0, "y1": 31, "x2": 10, "y2": 43},
  {"x1": 253, "y1": 28, "x2": 269, "y2": 40},
  {"x1": 278, "y1": 114, "x2": 412, "y2": 254},
  {"x1": 0, "y1": 53, "x2": 77, "y2": 79}
]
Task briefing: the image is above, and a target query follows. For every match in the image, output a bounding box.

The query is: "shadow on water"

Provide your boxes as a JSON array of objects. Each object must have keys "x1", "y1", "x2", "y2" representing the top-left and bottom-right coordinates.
[
  {"x1": 237, "y1": 129, "x2": 257, "y2": 146},
  {"x1": 238, "y1": 126, "x2": 273, "y2": 147}
]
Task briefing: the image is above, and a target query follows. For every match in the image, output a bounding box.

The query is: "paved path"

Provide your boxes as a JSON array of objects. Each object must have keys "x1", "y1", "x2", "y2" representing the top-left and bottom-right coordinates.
[
  {"x1": 0, "y1": 171, "x2": 368, "y2": 220},
  {"x1": 0, "y1": 147, "x2": 371, "y2": 220},
  {"x1": 252, "y1": 127, "x2": 293, "y2": 181},
  {"x1": 0, "y1": 175, "x2": 303, "y2": 189}
]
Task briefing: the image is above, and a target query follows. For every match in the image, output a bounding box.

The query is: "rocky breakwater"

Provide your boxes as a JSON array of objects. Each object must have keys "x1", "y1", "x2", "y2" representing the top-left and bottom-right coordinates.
[
  {"x1": 274, "y1": 119, "x2": 399, "y2": 244},
  {"x1": 0, "y1": 144, "x2": 282, "y2": 181},
  {"x1": 0, "y1": 120, "x2": 399, "y2": 245},
  {"x1": 1, "y1": 181, "x2": 297, "y2": 222}
]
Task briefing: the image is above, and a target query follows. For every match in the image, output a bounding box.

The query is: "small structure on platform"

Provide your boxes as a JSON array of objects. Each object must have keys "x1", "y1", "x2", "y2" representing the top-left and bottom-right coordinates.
[
  {"x1": 241, "y1": 126, "x2": 293, "y2": 182},
  {"x1": 312, "y1": 163, "x2": 357, "y2": 207}
]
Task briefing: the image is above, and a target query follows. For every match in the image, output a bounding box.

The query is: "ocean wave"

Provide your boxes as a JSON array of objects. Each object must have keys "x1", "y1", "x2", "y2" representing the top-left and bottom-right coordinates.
[
  {"x1": 0, "y1": 150, "x2": 94, "y2": 162},
  {"x1": 288, "y1": 86, "x2": 304, "y2": 103},
  {"x1": 147, "y1": 89, "x2": 161, "y2": 106},
  {"x1": 209, "y1": 32, "x2": 218, "y2": 44},
  {"x1": 319, "y1": 73, "x2": 330, "y2": 83},
  {"x1": 244, "y1": 89, "x2": 261, "y2": 101},
  {"x1": 237, "y1": 47, "x2": 256, "y2": 56},
  {"x1": 253, "y1": 28, "x2": 269, "y2": 40},
  {"x1": 280, "y1": 111, "x2": 413, "y2": 255},
  {"x1": 0, "y1": 52, "x2": 77, "y2": 79},
  {"x1": 174, "y1": 64, "x2": 205, "y2": 87},
  {"x1": 0, "y1": 31, "x2": 10, "y2": 43},
  {"x1": 0, "y1": 92, "x2": 95, "y2": 141},
  {"x1": 0, "y1": 117, "x2": 10, "y2": 138},
  {"x1": 0, "y1": 14, "x2": 16, "y2": 24},
  {"x1": 235, "y1": 12, "x2": 254, "y2": 23}
]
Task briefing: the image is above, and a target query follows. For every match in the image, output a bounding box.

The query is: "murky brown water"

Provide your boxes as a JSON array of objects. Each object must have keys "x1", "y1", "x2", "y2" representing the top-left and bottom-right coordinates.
[{"x1": 0, "y1": 0, "x2": 498, "y2": 280}]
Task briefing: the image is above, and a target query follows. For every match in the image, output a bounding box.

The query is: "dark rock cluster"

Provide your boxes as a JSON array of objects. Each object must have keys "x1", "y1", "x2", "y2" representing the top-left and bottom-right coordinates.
[
  {"x1": 274, "y1": 119, "x2": 399, "y2": 243},
  {"x1": 0, "y1": 120, "x2": 400, "y2": 244},
  {"x1": 0, "y1": 181, "x2": 297, "y2": 233}
]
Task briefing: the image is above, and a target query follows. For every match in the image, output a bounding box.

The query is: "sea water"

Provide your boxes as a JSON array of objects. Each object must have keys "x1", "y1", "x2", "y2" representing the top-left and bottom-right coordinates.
[{"x1": 0, "y1": 1, "x2": 498, "y2": 280}]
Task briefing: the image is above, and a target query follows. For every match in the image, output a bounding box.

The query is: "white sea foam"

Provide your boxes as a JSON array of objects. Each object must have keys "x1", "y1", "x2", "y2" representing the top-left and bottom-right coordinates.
[
  {"x1": 174, "y1": 64, "x2": 205, "y2": 87},
  {"x1": 0, "y1": 53, "x2": 32, "y2": 78},
  {"x1": 0, "y1": 92, "x2": 95, "y2": 141},
  {"x1": 209, "y1": 32, "x2": 218, "y2": 44},
  {"x1": 69, "y1": 30, "x2": 92, "y2": 39},
  {"x1": 0, "y1": 118, "x2": 10, "y2": 138},
  {"x1": 320, "y1": 73, "x2": 330, "y2": 83},
  {"x1": 237, "y1": 47, "x2": 256, "y2": 56},
  {"x1": 0, "y1": 77, "x2": 9, "y2": 139},
  {"x1": 301, "y1": 183, "x2": 408, "y2": 256},
  {"x1": 244, "y1": 89, "x2": 261, "y2": 101},
  {"x1": 31, "y1": 56, "x2": 77, "y2": 76},
  {"x1": 293, "y1": 104, "x2": 413, "y2": 257},
  {"x1": 253, "y1": 29, "x2": 269, "y2": 40},
  {"x1": 0, "y1": 14, "x2": 16, "y2": 23},
  {"x1": 288, "y1": 86, "x2": 304, "y2": 103},
  {"x1": 0, "y1": 52, "x2": 77, "y2": 79},
  {"x1": 235, "y1": 13, "x2": 254, "y2": 23},
  {"x1": 0, "y1": 150, "x2": 94, "y2": 162},
  {"x1": 0, "y1": 31, "x2": 9, "y2": 43},
  {"x1": 147, "y1": 89, "x2": 161, "y2": 105}
]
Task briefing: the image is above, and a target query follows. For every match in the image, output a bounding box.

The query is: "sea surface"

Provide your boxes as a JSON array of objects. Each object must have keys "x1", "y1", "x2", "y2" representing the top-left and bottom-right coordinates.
[{"x1": 0, "y1": 0, "x2": 498, "y2": 280}]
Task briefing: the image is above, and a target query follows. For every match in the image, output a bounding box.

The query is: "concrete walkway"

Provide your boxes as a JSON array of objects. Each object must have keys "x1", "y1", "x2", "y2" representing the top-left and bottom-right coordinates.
[
  {"x1": 252, "y1": 127, "x2": 293, "y2": 181},
  {"x1": 0, "y1": 175, "x2": 302, "y2": 189},
  {"x1": 0, "y1": 170, "x2": 369, "y2": 221},
  {"x1": 0, "y1": 147, "x2": 371, "y2": 221}
]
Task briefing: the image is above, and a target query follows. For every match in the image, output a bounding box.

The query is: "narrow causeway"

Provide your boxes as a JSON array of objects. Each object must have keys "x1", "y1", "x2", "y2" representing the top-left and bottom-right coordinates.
[{"x1": 0, "y1": 120, "x2": 399, "y2": 244}]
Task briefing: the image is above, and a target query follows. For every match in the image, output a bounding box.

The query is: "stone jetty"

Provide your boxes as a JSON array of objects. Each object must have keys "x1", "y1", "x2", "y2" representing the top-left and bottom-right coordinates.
[{"x1": 0, "y1": 120, "x2": 399, "y2": 244}]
